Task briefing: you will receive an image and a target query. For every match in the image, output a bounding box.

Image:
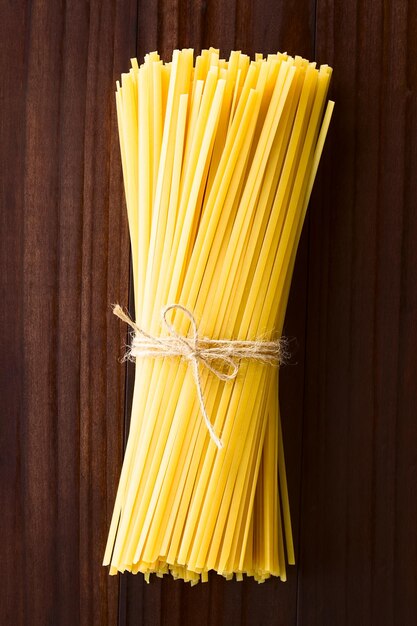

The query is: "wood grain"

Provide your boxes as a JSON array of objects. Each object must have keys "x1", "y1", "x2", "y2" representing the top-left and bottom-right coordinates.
[
  {"x1": 0, "y1": 1, "x2": 135, "y2": 624},
  {"x1": 1, "y1": 0, "x2": 416, "y2": 625},
  {"x1": 0, "y1": 2, "x2": 27, "y2": 624},
  {"x1": 298, "y1": 0, "x2": 417, "y2": 624}
]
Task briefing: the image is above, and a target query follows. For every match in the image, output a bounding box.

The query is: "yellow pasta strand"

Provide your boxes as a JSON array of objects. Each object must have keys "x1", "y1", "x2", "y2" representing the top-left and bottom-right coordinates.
[{"x1": 105, "y1": 49, "x2": 334, "y2": 585}]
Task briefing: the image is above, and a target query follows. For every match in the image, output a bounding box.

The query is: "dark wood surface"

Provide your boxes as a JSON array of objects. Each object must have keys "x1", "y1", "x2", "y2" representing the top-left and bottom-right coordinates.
[{"x1": 1, "y1": 1, "x2": 416, "y2": 624}]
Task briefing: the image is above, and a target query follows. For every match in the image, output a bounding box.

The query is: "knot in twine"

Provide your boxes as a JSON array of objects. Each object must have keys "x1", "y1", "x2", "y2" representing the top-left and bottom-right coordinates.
[{"x1": 113, "y1": 303, "x2": 288, "y2": 449}]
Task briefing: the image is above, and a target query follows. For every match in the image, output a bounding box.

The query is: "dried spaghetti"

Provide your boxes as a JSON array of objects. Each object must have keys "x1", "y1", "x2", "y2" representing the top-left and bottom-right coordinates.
[{"x1": 104, "y1": 49, "x2": 334, "y2": 584}]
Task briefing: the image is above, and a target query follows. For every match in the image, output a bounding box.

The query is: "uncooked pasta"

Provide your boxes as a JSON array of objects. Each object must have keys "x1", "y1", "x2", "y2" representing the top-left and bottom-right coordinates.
[{"x1": 104, "y1": 48, "x2": 334, "y2": 584}]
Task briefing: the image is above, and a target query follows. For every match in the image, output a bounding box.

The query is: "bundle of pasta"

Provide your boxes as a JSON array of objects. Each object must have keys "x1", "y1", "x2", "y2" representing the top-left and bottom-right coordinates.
[{"x1": 104, "y1": 49, "x2": 333, "y2": 584}]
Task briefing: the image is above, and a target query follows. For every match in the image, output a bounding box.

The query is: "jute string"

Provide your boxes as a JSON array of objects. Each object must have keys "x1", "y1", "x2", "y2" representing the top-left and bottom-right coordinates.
[{"x1": 113, "y1": 303, "x2": 287, "y2": 449}]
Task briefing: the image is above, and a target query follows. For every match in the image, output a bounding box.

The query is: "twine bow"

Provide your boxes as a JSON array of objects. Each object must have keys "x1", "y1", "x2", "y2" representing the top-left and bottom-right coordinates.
[{"x1": 113, "y1": 303, "x2": 287, "y2": 449}]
